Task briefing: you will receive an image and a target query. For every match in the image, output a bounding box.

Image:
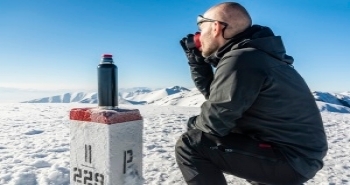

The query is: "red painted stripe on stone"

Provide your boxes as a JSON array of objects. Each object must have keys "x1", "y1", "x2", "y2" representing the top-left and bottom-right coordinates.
[{"x1": 70, "y1": 107, "x2": 142, "y2": 124}]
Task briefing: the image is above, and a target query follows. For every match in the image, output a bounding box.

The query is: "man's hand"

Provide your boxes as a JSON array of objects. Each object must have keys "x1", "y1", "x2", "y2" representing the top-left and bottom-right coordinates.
[{"x1": 180, "y1": 34, "x2": 205, "y2": 64}]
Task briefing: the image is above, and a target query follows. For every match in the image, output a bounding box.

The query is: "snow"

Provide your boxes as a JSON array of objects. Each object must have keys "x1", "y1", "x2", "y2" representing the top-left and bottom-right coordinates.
[
  {"x1": 0, "y1": 103, "x2": 349, "y2": 184},
  {"x1": 124, "y1": 86, "x2": 190, "y2": 103},
  {"x1": 121, "y1": 89, "x2": 152, "y2": 99},
  {"x1": 21, "y1": 92, "x2": 96, "y2": 103},
  {"x1": 316, "y1": 101, "x2": 350, "y2": 114},
  {"x1": 313, "y1": 91, "x2": 350, "y2": 109},
  {"x1": 20, "y1": 86, "x2": 190, "y2": 104},
  {"x1": 149, "y1": 88, "x2": 205, "y2": 107}
]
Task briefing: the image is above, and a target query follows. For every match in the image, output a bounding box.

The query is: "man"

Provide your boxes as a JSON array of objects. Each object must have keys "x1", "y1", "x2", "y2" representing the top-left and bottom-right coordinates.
[{"x1": 176, "y1": 2, "x2": 328, "y2": 185}]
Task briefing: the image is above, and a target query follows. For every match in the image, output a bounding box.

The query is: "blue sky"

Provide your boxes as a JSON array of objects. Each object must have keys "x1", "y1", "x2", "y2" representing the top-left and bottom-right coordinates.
[{"x1": 1, "y1": 0, "x2": 350, "y2": 102}]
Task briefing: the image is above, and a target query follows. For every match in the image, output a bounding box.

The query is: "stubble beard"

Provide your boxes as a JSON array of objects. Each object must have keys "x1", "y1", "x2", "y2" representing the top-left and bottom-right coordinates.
[{"x1": 201, "y1": 37, "x2": 218, "y2": 58}]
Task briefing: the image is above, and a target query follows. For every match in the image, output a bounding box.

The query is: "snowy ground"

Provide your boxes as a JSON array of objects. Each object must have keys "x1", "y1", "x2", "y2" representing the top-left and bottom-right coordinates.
[{"x1": 0, "y1": 103, "x2": 349, "y2": 185}]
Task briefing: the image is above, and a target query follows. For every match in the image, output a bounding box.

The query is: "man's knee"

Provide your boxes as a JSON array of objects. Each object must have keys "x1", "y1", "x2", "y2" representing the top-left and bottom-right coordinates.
[
  {"x1": 175, "y1": 129, "x2": 203, "y2": 159},
  {"x1": 176, "y1": 129, "x2": 202, "y2": 149}
]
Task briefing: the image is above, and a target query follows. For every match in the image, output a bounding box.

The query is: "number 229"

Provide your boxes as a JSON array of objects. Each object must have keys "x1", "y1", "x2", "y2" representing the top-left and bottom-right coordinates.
[{"x1": 73, "y1": 167, "x2": 104, "y2": 185}]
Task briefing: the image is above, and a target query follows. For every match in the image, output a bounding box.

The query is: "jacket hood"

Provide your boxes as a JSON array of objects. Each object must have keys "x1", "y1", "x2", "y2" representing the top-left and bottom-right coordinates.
[{"x1": 205, "y1": 25, "x2": 294, "y2": 67}]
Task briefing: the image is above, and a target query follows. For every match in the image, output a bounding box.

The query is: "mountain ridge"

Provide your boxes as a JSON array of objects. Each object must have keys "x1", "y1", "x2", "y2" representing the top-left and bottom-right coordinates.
[{"x1": 20, "y1": 87, "x2": 350, "y2": 114}]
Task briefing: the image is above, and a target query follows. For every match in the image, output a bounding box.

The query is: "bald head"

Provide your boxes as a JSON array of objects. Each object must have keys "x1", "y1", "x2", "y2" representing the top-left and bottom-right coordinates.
[{"x1": 204, "y1": 2, "x2": 252, "y2": 38}]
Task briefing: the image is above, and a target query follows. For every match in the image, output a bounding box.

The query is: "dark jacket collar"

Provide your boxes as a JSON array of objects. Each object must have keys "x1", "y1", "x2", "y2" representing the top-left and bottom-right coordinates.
[{"x1": 204, "y1": 25, "x2": 294, "y2": 67}]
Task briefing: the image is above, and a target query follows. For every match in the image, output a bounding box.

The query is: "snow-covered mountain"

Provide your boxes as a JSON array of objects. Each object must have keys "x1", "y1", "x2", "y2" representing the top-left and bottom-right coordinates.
[
  {"x1": 340, "y1": 91, "x2": 350, "y2": 96},
  {"x1": 123, "y1": 86, "x2": 190, "y2": 104},
  {"x1": 337, "y1": 92, "x2": 350, "y2": 107},
  {"x1": 21, "y1": 87, "x2": 350, "y2": 114},
  {"x1": 316, "y1": 101, "x2": 350, "y2": 114},
  {"x1": 119, "y1": 87, "x2": 153, "y2": 93},
  {"x1": 21, "y1": 92, "x2": 97, "y2": 103},
  {"x1": 313, "y1": 91, "x2": 350, "y2": 109},
  {"x1": 149, "y1": 88, "x2": 205, "y2": 107},
  {"x1": 21, "y1": 86, "x2": 190, "y2": 104},
  {"x1": 121, "y1": 89, "x2": 152, "y2": 99}
]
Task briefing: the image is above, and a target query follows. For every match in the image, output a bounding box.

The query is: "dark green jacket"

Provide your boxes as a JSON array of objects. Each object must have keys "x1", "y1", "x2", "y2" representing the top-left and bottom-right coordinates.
[{"x1": 189, "y1": 25, "x2": 328, "y2": 179}]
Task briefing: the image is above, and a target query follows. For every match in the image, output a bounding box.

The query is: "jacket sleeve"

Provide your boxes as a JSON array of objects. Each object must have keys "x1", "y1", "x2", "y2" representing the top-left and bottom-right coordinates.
[
  {"x1": 192, "y1": 54, "x2": 267, "y2": 136},
  {"x1": 189, "y1": 62, "x2": 214, "y2": 100}
]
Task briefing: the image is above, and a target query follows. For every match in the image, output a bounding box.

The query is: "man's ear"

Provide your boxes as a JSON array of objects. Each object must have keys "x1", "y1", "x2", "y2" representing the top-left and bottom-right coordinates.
[{"x1": 212, "y1": 21, "x2": 222, "y2": 38}]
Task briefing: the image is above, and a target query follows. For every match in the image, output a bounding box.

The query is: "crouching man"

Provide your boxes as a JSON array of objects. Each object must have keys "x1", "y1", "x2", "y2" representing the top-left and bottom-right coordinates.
[{"x1": 176, "y1": 2, "x2": 328, "y2": 185}]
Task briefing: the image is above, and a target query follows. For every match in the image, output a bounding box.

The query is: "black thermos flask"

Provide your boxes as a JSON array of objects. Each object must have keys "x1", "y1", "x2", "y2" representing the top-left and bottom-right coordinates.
[{"x1": 97, "y1": 54, "x2": 118, "y2": 108}]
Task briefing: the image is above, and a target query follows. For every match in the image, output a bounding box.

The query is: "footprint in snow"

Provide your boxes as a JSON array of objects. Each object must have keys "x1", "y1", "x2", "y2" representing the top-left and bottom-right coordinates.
[{"x1": 24, "y1": 130, "x2": 44, "y2": 135}]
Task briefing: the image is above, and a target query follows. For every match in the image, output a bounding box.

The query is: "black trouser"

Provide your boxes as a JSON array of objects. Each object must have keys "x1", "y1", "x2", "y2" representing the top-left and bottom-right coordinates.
[{"x1": 175, "y1": 129, "x2": 308, "y2": 185}]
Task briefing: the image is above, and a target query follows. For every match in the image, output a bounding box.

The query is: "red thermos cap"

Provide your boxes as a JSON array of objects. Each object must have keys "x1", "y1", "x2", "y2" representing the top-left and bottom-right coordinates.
[
  {"x1": 194, "y1": 32, "x2": 201, "y2": 50},
  {"x1": 102, "y1": 54, "x2": 113, "y2": 58}
]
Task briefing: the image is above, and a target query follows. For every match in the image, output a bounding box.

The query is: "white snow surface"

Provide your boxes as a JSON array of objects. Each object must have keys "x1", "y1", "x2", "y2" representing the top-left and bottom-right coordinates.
[{"x1": 0, "y1": 103, "x2": 349, "y2": 185}]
